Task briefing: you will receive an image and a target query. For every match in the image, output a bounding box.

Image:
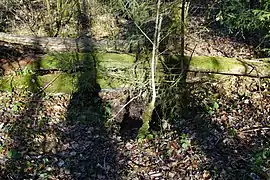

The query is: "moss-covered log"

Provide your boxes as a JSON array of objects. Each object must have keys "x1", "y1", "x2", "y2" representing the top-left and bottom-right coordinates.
[
  {"x1": 2, "y1": 53, "x2": 269, "y2": 77},
  {"x1": 0, "y1": 72, "x2": 134, "y2": 94},
  {"x1": 164, "y1": 55, "x2": 270, "y2": 78},
  {"x1": 0, "y1": 53, "x2": 139, "y2": 93},
  {"x1": 38, "y1": 54, "x2": 269, "y2": 78},
  {"x1": 0, "y1": 53, "x2": 269, "y2": 93},
  {"x1": 0, "y1": 33, "x2": 268, "y2": 78}
]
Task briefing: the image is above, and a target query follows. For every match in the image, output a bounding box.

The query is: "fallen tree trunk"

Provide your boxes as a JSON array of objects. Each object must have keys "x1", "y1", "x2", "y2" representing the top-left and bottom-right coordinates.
[
  {"x1": 1, "y1": 53, "x2": 269, "y2": 78},
  {"x1": 0, "y1": 32, "x2": 138, "y2": 53},
  {"x1": 164, "y1": 55, "x2": 270, "y2": 78},
  {"x1": 0, "y1": 53, "x2": 269, "y2": 93},
  {"x1": 0, "y1": 32, "x2": 269, "y2": 77}
]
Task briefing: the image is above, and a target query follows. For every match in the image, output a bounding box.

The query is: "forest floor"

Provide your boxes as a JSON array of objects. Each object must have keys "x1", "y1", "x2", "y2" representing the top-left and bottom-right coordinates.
[{"x1": 0, "y1": 15, "x2": 269, "y2": 180}]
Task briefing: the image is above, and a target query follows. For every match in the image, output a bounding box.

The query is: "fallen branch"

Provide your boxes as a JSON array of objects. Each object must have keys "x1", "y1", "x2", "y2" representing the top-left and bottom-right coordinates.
[
  {"x1": 0, "y1": 32, "x2": 139, "y2": 53},
  {"x1": 187, "y1": 69, "x2": 270, "y2": 78},
  {"x1": 240, "y1": 127, "x2": 270, "y2": 133}
]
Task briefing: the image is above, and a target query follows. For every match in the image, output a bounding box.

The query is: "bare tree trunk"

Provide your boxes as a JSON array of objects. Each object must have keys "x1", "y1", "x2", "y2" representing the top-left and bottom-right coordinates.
[
  {"x1": 180, "y1": 0, "x2": 185, "y2": 57},
  {"x1": 138, "y1": 0, "x2": 163, "y2": 139},
  {"x1": 150, "y1": 0, "x2": 162, "y2": 105}
]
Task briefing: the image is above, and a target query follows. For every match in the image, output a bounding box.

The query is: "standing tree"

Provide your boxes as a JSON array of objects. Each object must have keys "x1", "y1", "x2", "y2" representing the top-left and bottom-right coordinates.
[
  {"x1": 110, "y1": 0, "x2": 189, "y2": 139},
  {"x1": 138, "y1": 0, "x2": 163, "y2": 139}
]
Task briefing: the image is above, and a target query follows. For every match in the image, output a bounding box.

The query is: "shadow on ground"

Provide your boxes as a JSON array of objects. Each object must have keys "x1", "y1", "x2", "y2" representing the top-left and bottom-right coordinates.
[
  {"x1": 0, "y1": 0, "x2": 124, "y2": 179},
  {"x1": 63, "y1": 1, "x2": 121, "y2": 178},
  {"x1": 185, "y1": 80, "x2": 269, "y2": 179},
  {"x1": 156, "y1": 67, "x2": 270, "y2": 179},
  {"x1": 62, "y1": 50, "x2": 120, "y2": 179}
]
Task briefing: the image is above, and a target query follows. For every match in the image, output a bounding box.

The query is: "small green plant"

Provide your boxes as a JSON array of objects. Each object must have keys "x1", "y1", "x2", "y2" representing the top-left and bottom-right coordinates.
[
  {"x1": 254, "y1": 148, "x2": 270, "y2": 167},
  {"x1": 7, "y1": 148, "x2": 20, "y2": 159},
  {"x1": 228, "y1": 128, "x2": 237, "y2": 137},
  {"x1": 12, "y1": 101, "x2": 23, "y2": 113},
  {"x1": 146, "y1": 133, "x2": 154, "y2": 140},
  {"x1": 251, "y1": 147, "x2": 270, "y2": 178},
  {"x1": 180, "y1": 133, "x2": 191, "y2": 150},
  {"x1": 204, "y1": 101, "x2": 219, "y2": 115},
  {"x1": 17, "y1": 67, "x2": 34, "y2": 76},
  {"x1": 103, "y1": 101, "x2": 112, "y2": 120}
]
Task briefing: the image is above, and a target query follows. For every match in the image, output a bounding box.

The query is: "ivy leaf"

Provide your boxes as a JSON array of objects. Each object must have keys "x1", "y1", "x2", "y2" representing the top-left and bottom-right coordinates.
[
  {"x1": 12, "y1": 104, "x2": 18, "y2": 112},
  {"x1": 7, "y1": 149, "x2": 20, "y2": 159},
  {"x1": 213, "y1": 102, "x2": 219, "y2": 110},
  {"x1": 182, "y1": 143, "x2": 188, "y2": 149}
]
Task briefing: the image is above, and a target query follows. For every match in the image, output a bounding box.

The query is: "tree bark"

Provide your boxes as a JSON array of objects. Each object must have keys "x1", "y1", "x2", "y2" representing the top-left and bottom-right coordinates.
[
  {"x1": 0, "y1": 32, "x2": 139, "y2": 53},
  {"x1": 180, "y1": 0, "x2": 185, "y2": 57}
]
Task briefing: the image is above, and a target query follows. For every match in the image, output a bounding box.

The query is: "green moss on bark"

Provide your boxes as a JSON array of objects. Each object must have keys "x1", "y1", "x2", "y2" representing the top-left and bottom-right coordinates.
[{"x1": 138, "y1": 101, "x2": 155, "y2": 139}]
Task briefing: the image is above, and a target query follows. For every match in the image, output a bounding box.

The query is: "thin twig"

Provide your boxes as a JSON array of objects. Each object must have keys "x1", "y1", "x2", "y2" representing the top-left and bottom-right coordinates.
[
  {"x1": 109, "y1": 91, "x2": 142, "y2": 121},
  {"x1": 122, "y1": 3, "x2": 153, "y2": 45},
  {"x1": 29, "y1": 73, "x2": 63, "y2": 99},
  {"x1": 239, "y1": 59, "x2": 266, "y2": 113},
  {"x1": 38, "y1": 73, "x2": 62, "y2": 94},
  {"x1": 240, "y1": 127, "x2": 270, "y2": 133},
  {"x1": 257, "y1": 77, "x2": 264, "y2": 115},
  {"x1": 158, "y1": 48, "x2": 170, "y2": 56},
  {"x1": 133, "y1": 22, "x2": 154, "y2": 45},
  {"x1": 159, "y1": 28, "x2": 175, "y2": 44},
  {"x1": 189, "y1": 44, "x2": 197, "y2": 61}
]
